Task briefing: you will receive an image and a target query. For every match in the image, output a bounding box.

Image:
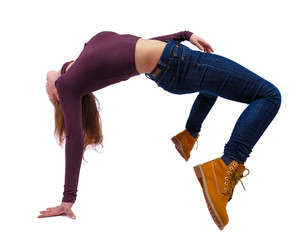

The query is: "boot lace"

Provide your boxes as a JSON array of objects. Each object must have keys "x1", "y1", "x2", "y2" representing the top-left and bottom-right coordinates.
[{"x1": 224, "y1": 164, "x2": 250, "y2": 201}]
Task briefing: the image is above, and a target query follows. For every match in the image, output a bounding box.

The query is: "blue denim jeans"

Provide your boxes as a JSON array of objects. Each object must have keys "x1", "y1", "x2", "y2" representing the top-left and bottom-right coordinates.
[{"x1": 145, "y1": 39, "x2": 281, "y2": 164}]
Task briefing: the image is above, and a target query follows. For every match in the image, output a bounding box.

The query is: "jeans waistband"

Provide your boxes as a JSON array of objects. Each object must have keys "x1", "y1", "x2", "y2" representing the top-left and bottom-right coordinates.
[{"x1": 145, "y1": 39, "x2": 186, "y2": 81}]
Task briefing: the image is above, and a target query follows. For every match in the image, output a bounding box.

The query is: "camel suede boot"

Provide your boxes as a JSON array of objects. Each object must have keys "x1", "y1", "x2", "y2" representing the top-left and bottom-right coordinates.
[
  {"x1": 171, "y1": 130, "x2": 199, "y2": 161},
  {"x1": 193, "y1": 157, "x2": 249, "y2": 230}
]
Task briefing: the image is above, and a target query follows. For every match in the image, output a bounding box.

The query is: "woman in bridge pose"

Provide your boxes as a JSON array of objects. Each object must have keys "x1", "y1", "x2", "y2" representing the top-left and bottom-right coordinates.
[{"x1": 41, "y1": 30, "x2": 281, "y2": 230}]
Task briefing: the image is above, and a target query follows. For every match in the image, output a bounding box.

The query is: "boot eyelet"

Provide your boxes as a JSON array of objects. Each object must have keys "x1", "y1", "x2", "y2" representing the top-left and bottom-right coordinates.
[
  {"x1": 233, "y1": 163, "x2": 237, "y2": 166},
  {"x1": 227, "y1": 171, "x2": 231, "y2": 175},
  {"x1": 224, "y1": 182, "x2": 228, "y2": 185},
  {"x1": 225, "y1": 177, "x2": 229, "y2": 180},
  {"x1": 230, "y1": 167, "x2": 233, "y2": 170}
]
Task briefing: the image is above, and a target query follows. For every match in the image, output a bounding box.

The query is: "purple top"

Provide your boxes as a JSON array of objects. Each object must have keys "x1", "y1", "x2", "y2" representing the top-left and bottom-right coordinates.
[{"x1": 55, "y1": 30, "x2": 193, "y2": 203}]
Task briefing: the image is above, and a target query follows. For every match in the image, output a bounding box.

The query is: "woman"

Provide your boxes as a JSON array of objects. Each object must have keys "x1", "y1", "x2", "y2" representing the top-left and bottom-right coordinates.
[{"x1": 40, "y1": 30, "x2": 281, "y2": 230}]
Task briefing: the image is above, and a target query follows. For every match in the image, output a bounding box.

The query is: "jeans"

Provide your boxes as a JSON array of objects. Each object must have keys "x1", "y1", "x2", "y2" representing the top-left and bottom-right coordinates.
[{"x1": 145, "y1": 39, "x2": 281, "y2": 164}]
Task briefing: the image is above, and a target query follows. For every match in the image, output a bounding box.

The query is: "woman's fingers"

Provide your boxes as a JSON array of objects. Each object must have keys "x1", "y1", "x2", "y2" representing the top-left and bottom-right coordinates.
[
  {"x1": 66, "y1": 208, "x2": 76, "y2": 219},
  {"x1": 190, "y1": 34, "x2": 214, "y2": 53},
  {"x1": 39, "y1": 210, "x2": 50, "y2": 214},
  {"x1": 201, "y1": 41, "x2": 213, "y2": 53},
  {"x1": 206, "y1": 43, "x2": 214, "y2": 53},
  {"x1": 38, "y1": 206, "x2": 62, "y2": 218},
  {"x1": 198, "y1": 43, "x2": 204, "y2": 51},
  {"x1": 38, "y1": 211, "x2": 64, "y2": 218},
  {"x1": 46, "y1": 207, "x2": 55, "y2": 210},
  {"x1": 38, "y1": 212, "x2": 57, "y2": 218},
  {"x1": 194, "y1": 41, "x2": 204, "y2": 51}
]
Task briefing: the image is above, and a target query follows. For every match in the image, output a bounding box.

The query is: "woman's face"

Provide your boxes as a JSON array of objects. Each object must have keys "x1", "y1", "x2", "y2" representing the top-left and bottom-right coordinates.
[{"x1": 46, "y1": 70, "x2": 60, "y2": 105}]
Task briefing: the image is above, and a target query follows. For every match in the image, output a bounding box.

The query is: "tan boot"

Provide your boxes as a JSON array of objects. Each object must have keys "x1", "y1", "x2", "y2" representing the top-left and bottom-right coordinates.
[
  {"x1": 193, "y1": 157, "x2": 249, "y2": 230},
  {"x1": 171, "y1": 129, "x2": 199, "y2": 161}
]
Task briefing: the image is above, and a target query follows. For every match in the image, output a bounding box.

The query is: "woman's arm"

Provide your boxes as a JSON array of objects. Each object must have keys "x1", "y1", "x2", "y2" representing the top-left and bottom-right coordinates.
[
  {"x1": 39, "y1": 80, "x2": 84, "y2": 219},
  {"x1": 56, "y1": 81, "x2": 84, "y2": 204},
  {"x1": 150, "y1": 30, "x2": 193, "y2": 42},
  {"x1": 150, "y1": 31, "x2": 214, "y2": 53}
]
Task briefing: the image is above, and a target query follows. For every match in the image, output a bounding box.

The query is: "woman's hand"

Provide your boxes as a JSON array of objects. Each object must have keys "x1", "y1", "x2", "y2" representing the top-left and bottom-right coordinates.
[
  {"x1": 38, "y1": 202, "x2": 76, "y2": 219},
  {"x1": 189, "y1": 34, "x2": 214, "y2": 53}
]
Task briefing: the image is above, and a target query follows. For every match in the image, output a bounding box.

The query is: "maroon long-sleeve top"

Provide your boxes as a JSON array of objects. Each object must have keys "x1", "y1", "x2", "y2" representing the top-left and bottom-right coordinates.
[{"x1": 55, "y1": 30, "x2": 193, "y2": 203}]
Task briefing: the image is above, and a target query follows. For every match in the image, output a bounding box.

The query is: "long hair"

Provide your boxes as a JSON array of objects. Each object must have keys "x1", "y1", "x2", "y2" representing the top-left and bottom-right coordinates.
[{"x1": 53, "y1": 93, "x2": 103, "y2": 161}]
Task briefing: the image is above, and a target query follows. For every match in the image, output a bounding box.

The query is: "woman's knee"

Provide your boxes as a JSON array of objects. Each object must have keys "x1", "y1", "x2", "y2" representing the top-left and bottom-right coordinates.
[
  {"x1": 273, "y1": 85, "x2": 281, "y2": 108},
  {"x1": 267, "y1": 83, "x2": 281, "y2": 109}
]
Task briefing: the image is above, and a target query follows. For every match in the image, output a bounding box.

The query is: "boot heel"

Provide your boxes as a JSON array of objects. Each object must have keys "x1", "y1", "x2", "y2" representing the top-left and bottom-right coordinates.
[
  {"x1": 171, "y1": 130, "x2": 199, "y2": 161},
  {"x1": 194, "y1": 163, "x2": 224, "y2": 230},
  {"x1": 193, "y1": 165, "x2": 204, "y2": 188},
  {"x1": 171, "y1": 136, "x2": 188, "y2": 161}
]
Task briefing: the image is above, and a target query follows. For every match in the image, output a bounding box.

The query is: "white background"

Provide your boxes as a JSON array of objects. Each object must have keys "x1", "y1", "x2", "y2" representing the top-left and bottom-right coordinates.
[{"x1": 1, "y1": 0, "x2": 299, "y2": 239}]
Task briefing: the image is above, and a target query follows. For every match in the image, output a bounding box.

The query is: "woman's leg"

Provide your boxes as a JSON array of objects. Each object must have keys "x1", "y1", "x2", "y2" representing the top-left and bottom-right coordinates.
[
  {"x1": 147, "y1": 40, "x2": 281, "y2": 229},
  {"x1": 185, "y1": 93, "x2": 217, "y2": 138},
  {"x1": 171, "y1": 93, "x2": 217, "y2": 161},
  {"x1": 156, "y1": 43, "x2": 281, "y2": 164},
  {"x1": 174, "y1": 43, "x2": 280, "y2": 230},
  {"x1": 222, "y1": 82, "x2": 281, "y2": 164},
  {"x1": 187, "y1": 53, "x2": 282, "y2": 164}
]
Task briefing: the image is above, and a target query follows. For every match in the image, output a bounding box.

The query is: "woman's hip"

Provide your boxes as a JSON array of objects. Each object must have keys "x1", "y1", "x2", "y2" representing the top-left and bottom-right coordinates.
[{"x1": 146, "y1": 40, "x2": 278, "y2": 104}]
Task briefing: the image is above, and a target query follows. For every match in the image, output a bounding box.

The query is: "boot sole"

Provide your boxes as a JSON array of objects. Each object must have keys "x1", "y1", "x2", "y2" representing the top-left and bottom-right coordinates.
[
  {"x1": 193, "y1": 165, "x2": 225, "y2": 231},
  {"x1": 171, "y1": 136, "x2": 188, "y2": 161}
]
